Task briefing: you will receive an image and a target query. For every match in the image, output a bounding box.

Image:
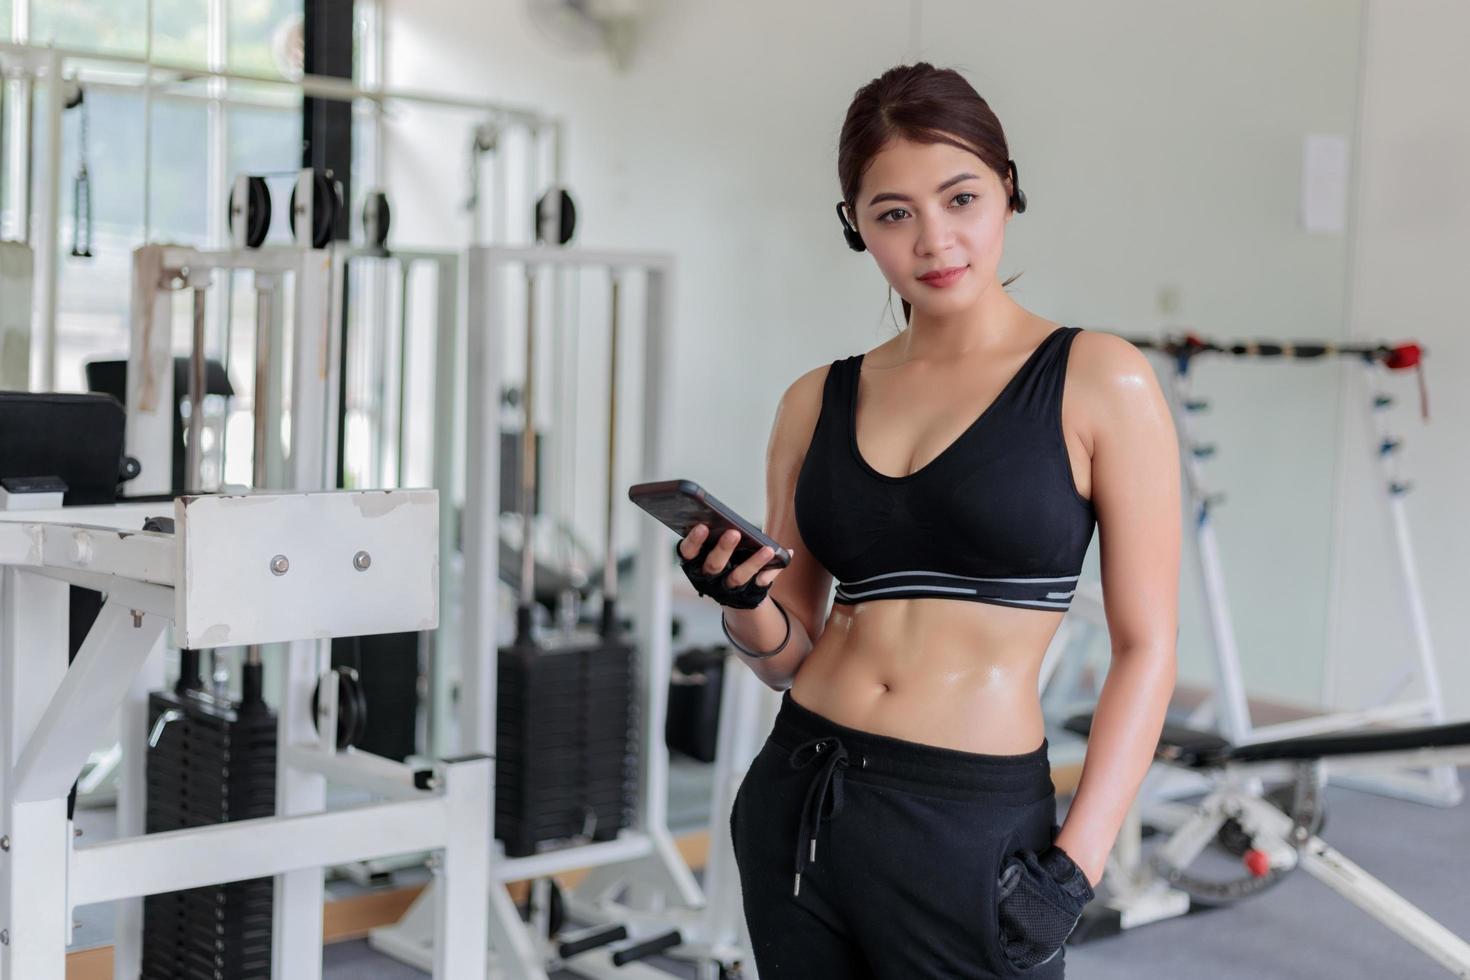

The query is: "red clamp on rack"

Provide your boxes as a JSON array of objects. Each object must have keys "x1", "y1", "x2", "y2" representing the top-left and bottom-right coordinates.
[{"x1": 1382, "y1": 342, "x2": 1428, "y2": 421}]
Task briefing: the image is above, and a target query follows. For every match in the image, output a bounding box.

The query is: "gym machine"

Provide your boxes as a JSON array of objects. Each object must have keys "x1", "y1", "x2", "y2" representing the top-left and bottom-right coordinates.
[
  {"x1": 0, "y1": 448, "x2": 490, "y2": 980},
  {"x1": 0, "y1": 34, "x2": 565, "y2": 393},
  {"x1": 1066, "y1": 694, "x2": 1470, "y2": 975},
  {"x1": 370, "y1": 244, "x2": 754, "y2": 979},
  {"x1": 1050, "y1": 331, "x2": 1470, "y2": 975},
  {"x1": 86, "y1": 236, "x2": 488, "y2": 980},
  {"x1": 330, "y1": 240, "x2": 461, "y2": 764},
  {"x1": 465, "y1": 112, "x2": 571, "y2": 249},
  {"x1": 1135, "y1": 331, "x2": 1458, "y2": 806},
  {"x1": 1041, "y1": 331, "x2": 1456, "y2": 802},
  {"x1": 124, "y1": 241, "x2": 338, "y2": 497}
]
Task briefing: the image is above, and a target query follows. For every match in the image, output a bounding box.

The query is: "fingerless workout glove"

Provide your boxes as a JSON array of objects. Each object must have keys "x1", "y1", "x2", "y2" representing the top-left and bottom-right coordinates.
[
  {"x1": 996, "y1": 844, "x2": 1095, "y2": 970},
  {"x1": 675, "y1": 540, "x2": 771, "y2": 609}
]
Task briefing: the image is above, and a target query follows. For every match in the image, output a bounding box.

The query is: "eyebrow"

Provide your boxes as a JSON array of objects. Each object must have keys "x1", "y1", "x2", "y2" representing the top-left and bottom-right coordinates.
[{"x1": 867, "y1": 173, "x2": 981, "y2": 207}]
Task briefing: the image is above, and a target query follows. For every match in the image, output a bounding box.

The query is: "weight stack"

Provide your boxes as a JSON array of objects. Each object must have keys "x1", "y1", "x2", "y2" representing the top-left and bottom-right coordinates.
[
  {"x1": 495, "y1": 634, "x2": 639, "y2": 858},
  {"x1": 141, "y1": 687, "x2": 276, "y2": 980}
]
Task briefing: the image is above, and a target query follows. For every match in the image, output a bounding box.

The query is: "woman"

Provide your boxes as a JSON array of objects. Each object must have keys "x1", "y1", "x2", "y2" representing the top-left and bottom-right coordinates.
[{"x1": 678, "y1": 63, "x2": 1180, "y2": 979}]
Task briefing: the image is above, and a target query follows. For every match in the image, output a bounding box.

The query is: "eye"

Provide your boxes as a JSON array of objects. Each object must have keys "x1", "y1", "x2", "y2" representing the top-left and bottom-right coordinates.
[{"x1": 876, "y1": 193, "x2": 977, "y2": 224}]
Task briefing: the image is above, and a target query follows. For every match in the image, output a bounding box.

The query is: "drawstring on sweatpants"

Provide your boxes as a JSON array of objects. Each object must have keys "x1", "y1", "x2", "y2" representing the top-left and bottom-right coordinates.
[{"x1": 788, "y1": 735, "x2": 866, "y2": 896}]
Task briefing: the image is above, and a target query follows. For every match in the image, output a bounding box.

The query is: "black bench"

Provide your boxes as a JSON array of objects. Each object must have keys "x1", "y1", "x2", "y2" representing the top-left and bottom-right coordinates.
[{"x1": 1063, "y1": 712, "x2": 1470, "y2": 769}]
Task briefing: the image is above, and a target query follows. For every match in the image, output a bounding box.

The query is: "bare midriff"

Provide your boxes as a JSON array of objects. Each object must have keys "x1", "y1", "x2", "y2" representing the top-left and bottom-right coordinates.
[{"x1": 787, "y1": 597, "x2": 1064, "y2": 756}]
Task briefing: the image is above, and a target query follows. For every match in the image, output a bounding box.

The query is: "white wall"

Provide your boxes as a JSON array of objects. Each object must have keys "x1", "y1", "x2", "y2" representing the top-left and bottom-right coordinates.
[
  {"x1": 380, "y1": 1, "x2": 1460, "y2": 716},
  {"x1": 1327, "y1": 0, "x2": 1470, "y2": 719}
]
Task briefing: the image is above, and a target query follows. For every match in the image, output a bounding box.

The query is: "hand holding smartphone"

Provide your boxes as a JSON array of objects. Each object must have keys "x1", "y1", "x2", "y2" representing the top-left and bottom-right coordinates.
[{"x1": 627, "y1": 479, "x2": 792, "y2": 580}]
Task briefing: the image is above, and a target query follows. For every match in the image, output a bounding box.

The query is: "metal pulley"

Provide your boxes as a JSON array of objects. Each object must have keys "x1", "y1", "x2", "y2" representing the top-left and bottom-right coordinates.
[
  {"x1": 228, "y1": 174, "x2": 273, "y2": 249},
  {"x1": 290, "y1": 169, "x2": 343, "y2": 249}
]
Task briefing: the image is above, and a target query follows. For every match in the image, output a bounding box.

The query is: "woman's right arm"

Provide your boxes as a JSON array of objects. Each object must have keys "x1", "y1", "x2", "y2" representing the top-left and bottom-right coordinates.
[{"x1": 719, "y1": 364, "x2": 834, "y2": 690}]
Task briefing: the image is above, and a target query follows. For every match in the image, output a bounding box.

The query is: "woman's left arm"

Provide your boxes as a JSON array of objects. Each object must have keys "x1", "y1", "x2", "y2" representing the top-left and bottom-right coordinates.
[{"x1": 1052, "y1": 332, "x2": 1182, "y2": 887}]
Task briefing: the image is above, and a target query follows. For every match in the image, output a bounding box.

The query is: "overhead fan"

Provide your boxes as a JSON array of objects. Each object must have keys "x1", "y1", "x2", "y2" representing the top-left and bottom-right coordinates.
[{"x1": 525, "y1": 0, "x2": 654, "y2": 72}]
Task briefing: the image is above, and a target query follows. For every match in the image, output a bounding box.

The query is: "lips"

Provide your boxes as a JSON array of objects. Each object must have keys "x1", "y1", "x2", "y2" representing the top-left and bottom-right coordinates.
[{"x1": 918, "y1": 265, "x2": 968, "y2": 287}]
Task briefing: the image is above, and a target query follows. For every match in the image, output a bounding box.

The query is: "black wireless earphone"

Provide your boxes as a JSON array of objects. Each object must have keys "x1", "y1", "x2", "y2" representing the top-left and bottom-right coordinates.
[
  {"x1": 837, "y1": 157, "x2": 1027, "y2": 253},
  {"x1": 1007, "y1": 158, "x2": 1028, "y2": 214},
  {"x1": 836, "y1": 202, "x2": 865, "y2": 252}
]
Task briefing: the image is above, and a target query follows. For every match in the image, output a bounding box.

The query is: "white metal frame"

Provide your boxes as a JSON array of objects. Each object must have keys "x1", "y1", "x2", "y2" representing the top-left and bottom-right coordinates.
[
  {"x1": 109, "y1": 241, "x2": 492, "y2": 979},
  {"x1": 1162, "y1": 350, "x2": 1460, "y2": 806},
  {"x1": 0, "y1": 492, "x2": 491, "y2": 980},
  {"x1": 369, "y1": 244, "x2": 753, "y2": 979},
  {"x1": 124, "y1": 242, "x2": 340, "y2": 497},
  {"x1": 0, "y1": 27, "x2": 561, "y2": 394},
  {"x1": 326, "y1": 244, "x2": 460, "y2": 678},
  {"x1": 1090, "y1": 742, "x2": 1470, "y2": 977},
  {"x1": 81, "y1": 243, "x2": 334, "y2": 827},
  {"x1": 0, "y1": 43, "x2": 64, "y2": 391},
  {"x1": 325, "y1": 242, "x2": 462, "y2": 883},
  {"x1": 126, "y1": 241, "x2": 335, "y2": 979}
]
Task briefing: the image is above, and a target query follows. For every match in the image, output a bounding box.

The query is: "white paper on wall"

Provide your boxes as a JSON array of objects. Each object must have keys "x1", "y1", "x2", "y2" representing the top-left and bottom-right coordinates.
[{"x1": 1301, "y1": 133, "x2": 1350, "y2": 234}]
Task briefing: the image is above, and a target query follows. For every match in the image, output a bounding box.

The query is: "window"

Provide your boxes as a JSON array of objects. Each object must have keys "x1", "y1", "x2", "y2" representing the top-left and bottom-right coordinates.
[
  {"x1": 230, "y1": 0, "x2": 302, "y2": 78},
  {"x1": 229, "y1": 105, "x2": 305, "y2": 241},
  {"x1": 52, "y1": 88, "x2": 146, "y2": 391},
  {"x1": 31, "y1": 1, "x2": 149, "y2": 57},
  {"x1": 151, "y1": 0, "x2": 210, "y2": 69},
  {"x1": 29, "y1": 0, "x2": 380, "y2": 413}
]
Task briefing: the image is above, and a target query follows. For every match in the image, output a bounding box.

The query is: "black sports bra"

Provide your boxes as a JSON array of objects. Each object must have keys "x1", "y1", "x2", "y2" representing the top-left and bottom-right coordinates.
[{"x1": 793, "y1": 325, "x2": 1095, "y2": 611}]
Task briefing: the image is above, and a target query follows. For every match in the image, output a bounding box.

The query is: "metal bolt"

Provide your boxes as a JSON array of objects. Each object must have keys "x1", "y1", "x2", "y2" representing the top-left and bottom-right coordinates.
[
  {"x1": 74, "y1": 827, "x2": 83, "y2": 839},
  {"x1": 131, "y1": 610, "x2": 143, "y2": 628},
  {"x1": 353, "y1": 550, "x2": 371, "y2": 571},
  {"x1": 0, "y1": 835, "x2": 8, "y2": 851},
  {"x1": 1, "y1": 928, "x2": 8, "y2": 945},
  {"x1": 271, "y1": 555, "x2": 290, "y2": 576}
]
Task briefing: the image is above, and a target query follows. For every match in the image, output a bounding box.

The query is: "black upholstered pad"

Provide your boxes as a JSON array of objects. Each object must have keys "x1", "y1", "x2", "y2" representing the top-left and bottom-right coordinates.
[
  {"x1": 1063, "y1": 712, "x2": 1470, "y2": 769},
  {"x1": 1064, "y1": 713, "x2": 1233, "y2": 768},
  {"x1": 1223, "y1": 720, "x2": 1470, "y2": 765}
]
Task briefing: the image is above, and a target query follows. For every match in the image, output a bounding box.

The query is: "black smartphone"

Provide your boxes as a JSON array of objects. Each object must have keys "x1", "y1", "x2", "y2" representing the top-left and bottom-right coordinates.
[{"x1": 628, "y1": 479, "x2": 792, "y2": 571}]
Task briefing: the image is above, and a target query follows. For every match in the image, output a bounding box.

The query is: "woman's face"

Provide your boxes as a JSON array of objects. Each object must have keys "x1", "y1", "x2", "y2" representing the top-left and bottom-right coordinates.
[{"x1": 850, "y1": 137, "x2": 1012, "y2": 319}]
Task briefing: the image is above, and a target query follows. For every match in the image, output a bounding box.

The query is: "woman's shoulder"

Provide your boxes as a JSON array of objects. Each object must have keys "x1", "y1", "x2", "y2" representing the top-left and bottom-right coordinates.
[
  {"x1": 777, "y1": 359, "x2": 838, "y2": 422},
  {"x1": 1064, "y1": 327, "x2": 1166, "y2": 445},
  {"x1": 768, "y1": 358, "x2": 841, "y2": 459},
  {"x1": 1067, "y1": 327, "x2": 1155, "y2": 385}
]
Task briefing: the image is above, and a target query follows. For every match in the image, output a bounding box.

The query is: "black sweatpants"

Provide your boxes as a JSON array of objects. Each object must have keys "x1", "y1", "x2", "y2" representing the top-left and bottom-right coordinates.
[{"x1": 730, "y1": 689, "x2": 1066, "y2": 980}]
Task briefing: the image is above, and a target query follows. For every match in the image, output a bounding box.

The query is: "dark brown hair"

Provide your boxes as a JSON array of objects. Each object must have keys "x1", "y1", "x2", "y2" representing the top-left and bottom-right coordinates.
[{"x1": 837, "y1": 63, "x2": 1023, "y2": 323}]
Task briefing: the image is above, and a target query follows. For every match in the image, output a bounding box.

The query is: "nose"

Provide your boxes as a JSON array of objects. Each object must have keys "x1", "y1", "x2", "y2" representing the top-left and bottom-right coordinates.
[{"x1": 913, "y1": 206, "x2": 955, "y2": 257}]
